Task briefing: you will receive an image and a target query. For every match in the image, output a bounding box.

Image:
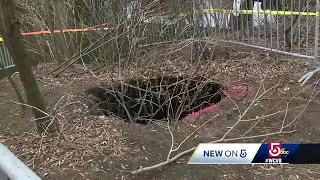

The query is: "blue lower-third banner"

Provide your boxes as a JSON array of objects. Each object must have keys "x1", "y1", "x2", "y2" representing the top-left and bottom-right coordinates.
[{"x1": 188, "y1": 143, "x2": 320, "y2": 164}]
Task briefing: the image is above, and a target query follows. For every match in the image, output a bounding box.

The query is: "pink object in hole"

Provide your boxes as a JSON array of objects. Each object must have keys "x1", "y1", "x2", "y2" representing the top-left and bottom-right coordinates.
[{"x1": 187, "y1": 83, "x2": 252, "y2": 118}]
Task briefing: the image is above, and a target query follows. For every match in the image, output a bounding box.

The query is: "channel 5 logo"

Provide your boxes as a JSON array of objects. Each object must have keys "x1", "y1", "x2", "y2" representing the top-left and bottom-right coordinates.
[{"x1": 268, "y1": 142, "x2": 289, "y2": 157}]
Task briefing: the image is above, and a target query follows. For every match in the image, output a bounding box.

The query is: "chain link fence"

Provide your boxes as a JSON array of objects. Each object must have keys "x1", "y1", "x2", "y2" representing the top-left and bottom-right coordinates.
[
  {"x1": 1, "y1": 0, "x2": 320, "y2": 85},
  {"x1": 0, "y1": 40, "x2": 15, "y2": 69},
  {"x1": 124, "y1": 0, "x2": 320, "y2": 85},
  {"x1": 183, "y1": 0, "x2": 320, "y2": 85}
]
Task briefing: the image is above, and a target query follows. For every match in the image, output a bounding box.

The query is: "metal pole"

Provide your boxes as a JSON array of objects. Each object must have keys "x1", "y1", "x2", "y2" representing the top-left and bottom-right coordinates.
[
  {"x1": 0, "y1": 143, "x2": 42, "y2": 180},
  {"x1": 313, "y1": 0, "x2": 320, "y2": 69},
  {"x1": 298, "y1": 0, "x2": 320, "y2": 85}
]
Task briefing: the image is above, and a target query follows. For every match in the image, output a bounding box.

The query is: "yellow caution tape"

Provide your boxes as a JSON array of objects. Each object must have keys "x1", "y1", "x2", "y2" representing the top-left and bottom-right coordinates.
[
  {"x1": 200, "y1": 9, "x2": 320, "y2": 16},
  {"x1": 0, "y1": 8, "x2": 318, "y2": 42}
]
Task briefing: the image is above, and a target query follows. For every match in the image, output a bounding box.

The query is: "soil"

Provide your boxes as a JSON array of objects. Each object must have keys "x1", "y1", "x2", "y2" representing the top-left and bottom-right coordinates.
[{"x1": 1, "y1": 44, "x2": 320, "y2": 180}]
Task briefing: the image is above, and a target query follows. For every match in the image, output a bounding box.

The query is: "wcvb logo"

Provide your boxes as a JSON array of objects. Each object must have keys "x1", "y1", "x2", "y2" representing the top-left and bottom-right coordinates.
[{"x1": 268, "y1": 142, "x2": 282, "y2": 157}]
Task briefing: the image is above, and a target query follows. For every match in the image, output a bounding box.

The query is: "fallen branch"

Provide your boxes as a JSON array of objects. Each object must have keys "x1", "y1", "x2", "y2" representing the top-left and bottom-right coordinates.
[{"x1": 131, "y1": 129, "x2": 297, "y2": 175}]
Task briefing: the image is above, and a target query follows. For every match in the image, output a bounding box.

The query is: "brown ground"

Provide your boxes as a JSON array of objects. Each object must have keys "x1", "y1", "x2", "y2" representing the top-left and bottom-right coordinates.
[{"x1": 1, "y1": 44, "x2": 320, "y2": 180}]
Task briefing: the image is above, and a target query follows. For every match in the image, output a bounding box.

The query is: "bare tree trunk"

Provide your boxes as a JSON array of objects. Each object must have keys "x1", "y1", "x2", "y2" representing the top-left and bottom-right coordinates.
[
  {"x1": 0, "y1": 0, "x2": 56, "y2": 133},
  {"x1": 193, "y1": 0, "x2": 210, "y2": 61},
  {"x1": 240, "y1": 0, "x2": 253, "y2": 39},
  {"x1": 111, "y1": 0, "x2": 130, "y2": 59},
  {"x1": 52, "y1": 0, "x2": 68, "y2": 61},
  {"x1": 45, "y1": 0, "x2": 61, "y2": 64}
]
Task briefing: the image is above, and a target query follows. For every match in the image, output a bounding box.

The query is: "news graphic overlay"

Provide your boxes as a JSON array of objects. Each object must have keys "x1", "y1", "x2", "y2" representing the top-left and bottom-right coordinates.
[
  {"x1": 252, "y1": 143, "x2": 320, "y2": 164},
  {"x1": 188, "y1": 143, "x2": 320, "y2": 164},
  {"x1": 268, "y1": 142, "x2": 284, "y2": 157},
  {"x1": 188, "y1": 143, "x2": 261, "y2": 164},
  {"x1": 251, "y1": 142, "x2": 297, "y2": 164}
]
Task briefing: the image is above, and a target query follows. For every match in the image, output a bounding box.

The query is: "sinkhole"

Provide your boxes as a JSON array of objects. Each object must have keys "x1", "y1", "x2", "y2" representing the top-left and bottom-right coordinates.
[{"x1": 83, "y1": 76, "x2": 240, "y2": 124}]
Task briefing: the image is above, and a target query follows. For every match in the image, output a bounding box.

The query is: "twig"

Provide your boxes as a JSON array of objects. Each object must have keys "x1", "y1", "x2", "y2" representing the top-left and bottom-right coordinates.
[
  {"x1": 132, "y1": 79, "x2": 287, "y2": 175},
  {"x1": 131, "y1": 129, "x2": 296, "y2": 175},
  {"x1": 171, "y1": 114, "x2": 220, "y2": 153}
]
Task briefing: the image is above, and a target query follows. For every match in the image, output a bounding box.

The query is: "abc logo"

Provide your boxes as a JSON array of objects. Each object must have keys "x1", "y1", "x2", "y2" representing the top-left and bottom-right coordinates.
[
  {"x1": 268, "y1": 142, "x2": 289, "y2": 158},
  {"x1": 280, "y1": 148, "x2": 289, "y2": 157}
]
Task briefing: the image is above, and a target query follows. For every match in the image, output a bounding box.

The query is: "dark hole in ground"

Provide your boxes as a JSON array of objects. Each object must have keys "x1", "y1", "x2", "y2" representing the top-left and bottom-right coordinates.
[{"x1": 83, "y1": 76, "x2": 224, "y2": 124}]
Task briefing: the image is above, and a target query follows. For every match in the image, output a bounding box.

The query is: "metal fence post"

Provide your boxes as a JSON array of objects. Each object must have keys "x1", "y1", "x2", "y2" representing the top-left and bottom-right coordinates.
[
  {"x1": 298, "y1": 0, "x2": 320, "y2": 86},
  {"x1": 0, "y1": 143, "x2": 42, "y2": 180},
  {"x1": 314, "y1": 0, "x2": 320, "y2": 69}
]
